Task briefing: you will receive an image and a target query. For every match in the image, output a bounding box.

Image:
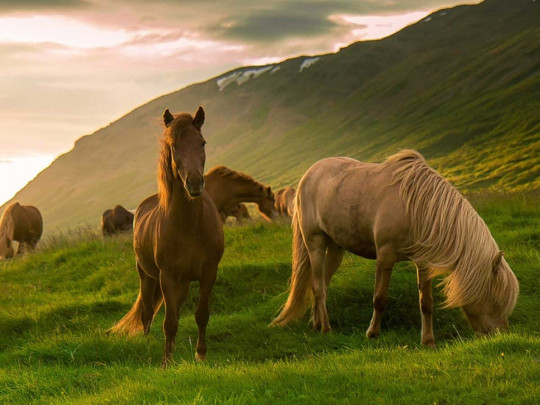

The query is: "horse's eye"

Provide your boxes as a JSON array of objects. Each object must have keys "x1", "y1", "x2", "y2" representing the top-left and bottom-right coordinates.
[{"x1": 202, "y1": 141, "x2": 206, "y2": 148}]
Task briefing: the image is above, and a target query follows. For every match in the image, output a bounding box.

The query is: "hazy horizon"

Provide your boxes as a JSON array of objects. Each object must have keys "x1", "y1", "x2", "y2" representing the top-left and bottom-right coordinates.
[{"x1": 0, "y1": 0, "x2": 480, "y2": 206}]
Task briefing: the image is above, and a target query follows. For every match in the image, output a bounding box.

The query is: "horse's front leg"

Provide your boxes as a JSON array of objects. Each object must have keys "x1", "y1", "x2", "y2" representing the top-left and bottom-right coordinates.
[
  {"x1": 160, "y1": 272, "x2": 190, "y2": 368},
  {"x1": 16, "y1": 242, "x2": 25, "y2": 256},
  {"x1": 194, "y1": 272, "x2": 216, "y2": 361},
  {"x1": 366, "y1": 247, "x2": 396, "y2": 339},
  {"x1": 416, "y1": 264, "x2": 435, "y2": 347}
]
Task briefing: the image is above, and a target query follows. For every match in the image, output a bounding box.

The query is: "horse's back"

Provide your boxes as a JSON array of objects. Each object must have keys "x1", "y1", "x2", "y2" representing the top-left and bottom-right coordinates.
[{"x1": 297, "y1": 157, "x2": 410, "y2": 259}]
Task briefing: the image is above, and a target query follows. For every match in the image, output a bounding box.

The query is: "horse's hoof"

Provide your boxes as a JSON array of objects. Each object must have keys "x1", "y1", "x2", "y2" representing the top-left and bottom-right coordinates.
[
  {"x1": 422, "y1": 339, "x2": 436, "y2": 348},
  {"x1": 321, "y1": 326, "x2": 331, "y2": 334},
  {"x1": 195, "y1": 352, "x2": 206, "y2": 362},
  {"x1": 366, "y1": 329, "x2": 379, "y2": 339}
]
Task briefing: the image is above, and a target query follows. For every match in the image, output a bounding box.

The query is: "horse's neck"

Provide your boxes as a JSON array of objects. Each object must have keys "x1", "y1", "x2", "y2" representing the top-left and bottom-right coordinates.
[
  {"x1": 162, "y1": 181, "x2": 204, "y2": 229},
  {"x1": 226, "y1": 178, "x2": 264, "y2": 205}
]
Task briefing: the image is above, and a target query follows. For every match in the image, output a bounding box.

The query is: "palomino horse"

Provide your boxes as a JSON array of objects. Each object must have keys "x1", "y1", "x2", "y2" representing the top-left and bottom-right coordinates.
[
  {"x1": 220, "y1": 203, "x2": 251, "y2": 223},
  {"x1": 274, "y1": 187, "x2": 296, "y2": 217},
  {"x1": 0, "y1": 202, "x2": 42, "y2": 259},
  {"x1": 101, "y1": 205, "x2": 134, "y2": 236},
  {"x1": 204, "y1": 166, "x2": 276, "y2": 221},
  {"x1": 109, "y1": 107, "x2": 224, "y2": 367},
  {"x1": 272, "y1": 151, "x2": 519, "y2": 346}
]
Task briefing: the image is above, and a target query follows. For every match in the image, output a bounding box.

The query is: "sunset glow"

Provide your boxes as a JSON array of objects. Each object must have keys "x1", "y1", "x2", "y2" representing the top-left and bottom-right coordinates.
[{"x1": 0, "y1": 0, "x2": 481, "y2": 206}]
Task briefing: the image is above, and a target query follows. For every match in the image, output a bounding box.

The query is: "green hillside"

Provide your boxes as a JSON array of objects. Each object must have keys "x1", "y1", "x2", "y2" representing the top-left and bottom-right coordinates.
[
  {"x1": 0, "y1": 194, "x2": 538, "y2": 403},
  {"x1": 3, "y1": 0, "x2": 539, "y2": 232}
]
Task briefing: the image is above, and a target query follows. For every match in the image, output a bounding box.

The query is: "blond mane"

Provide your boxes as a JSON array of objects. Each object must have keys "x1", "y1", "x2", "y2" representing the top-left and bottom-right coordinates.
[
  {"x1": 386, "y1": 150, "x2": 518, "y2": 316},
  {"x1": 0, "y1": 202, "x2": 17, "y2": 240}
]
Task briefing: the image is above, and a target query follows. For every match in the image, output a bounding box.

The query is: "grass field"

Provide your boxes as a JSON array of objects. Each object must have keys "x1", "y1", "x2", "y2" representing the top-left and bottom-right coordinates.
[{"x1": 0, "y1": 193, "x2": 538, "y2": 404}]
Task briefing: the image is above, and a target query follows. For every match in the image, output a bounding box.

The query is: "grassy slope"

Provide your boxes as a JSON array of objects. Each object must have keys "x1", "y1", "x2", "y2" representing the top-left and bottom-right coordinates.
[
  {"x1": 2, "y1": 0, "x2": 539, "y2": 232},
  {"x1": 0, "y1": 193, "x2": 538, "y2": 404}
]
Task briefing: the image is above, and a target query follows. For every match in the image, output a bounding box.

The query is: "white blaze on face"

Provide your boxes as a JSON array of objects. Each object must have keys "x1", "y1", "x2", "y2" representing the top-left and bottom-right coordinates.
[{"x1": 0, "y1": 155, "x2": 55, "y2": 206}]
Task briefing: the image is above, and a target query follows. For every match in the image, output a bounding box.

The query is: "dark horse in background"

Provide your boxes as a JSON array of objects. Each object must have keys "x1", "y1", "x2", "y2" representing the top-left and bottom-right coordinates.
[
  {"x1": 220, "y1": 203, "x2": 251, "y2": 223},
  {"x1": 109, "y1": 107, "x2": 224, "y2": 367},
  {"x1": 101, "y1": 205, "x2": 134, "y2": 236},
  {"x1": 0, "y1": 202, "x2": 43, "y2": 259}
]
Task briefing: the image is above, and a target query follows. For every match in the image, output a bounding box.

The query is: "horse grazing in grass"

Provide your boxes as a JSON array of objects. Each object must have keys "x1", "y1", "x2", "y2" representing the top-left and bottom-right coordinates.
[
  {"x1": 275, "y1": 187, "x2": 296, "y2": 217},
  {"x1": 220, "y1": 203, "x2": 251, "y2": 223},
  {"x1": 0, "y1": 202, "x2": 42, "y2": 259},
  {"x1": 101, "y1": 205, "x2": 134, "y2": 236},
  {"x1": 109, "y1": 107, "x2": 224, "y2": 367},
  {"x1": 272, "y1": 151, "x2": 519, "y2": 346},
  {"x1": 204, "y1": 166, "x2": 276, "y2": 221}
]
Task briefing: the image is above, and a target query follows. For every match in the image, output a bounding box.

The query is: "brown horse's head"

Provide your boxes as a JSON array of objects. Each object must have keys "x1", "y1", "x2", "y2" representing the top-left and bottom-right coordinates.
[
  {"x1": 160, "y1": 107, "x2": 207, "y2": 201},
  {"x1": 0, "y1": 235, "x2": 14, "y2": 259},
  {"x1": 461, "y1": 251, "x2": 519, "y2": 334},
  {"x1": 257, "y1": 186, "x2": 277, "y2": 221}
]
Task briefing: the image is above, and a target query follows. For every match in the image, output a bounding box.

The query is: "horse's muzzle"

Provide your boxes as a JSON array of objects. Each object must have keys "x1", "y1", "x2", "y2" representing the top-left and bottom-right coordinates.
[{"x1": 185, "y1": 176, "x2": 205, "y2": 198}]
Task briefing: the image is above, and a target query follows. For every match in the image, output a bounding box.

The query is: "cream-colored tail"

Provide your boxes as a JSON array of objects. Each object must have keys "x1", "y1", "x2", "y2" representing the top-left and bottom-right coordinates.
[
  {"x1": 272, "y1": 212, "x2": 312, "y2": 326},
  {"x1": 108, "y1": 288, "x2": 163, "y2": 335}
]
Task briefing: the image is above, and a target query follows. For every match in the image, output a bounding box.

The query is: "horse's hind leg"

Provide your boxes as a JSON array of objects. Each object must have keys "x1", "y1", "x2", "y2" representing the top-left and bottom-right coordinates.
[
  {"x1": 160, "y1": 273, "x2": 190, "y2": 368},
  {"x1": 311, "y1": 242, "x2": 343, "y2": 331},
  {"x1": 137, "y1": 263, "x2": 161, "y2": 335},
  {"x1": 194, "y1": 274, "x2": 216, "y2": 362},
  {"x1": 366, "y1": 246, "x2": 396, "y2": 339},
  {"x1": 306, "y1": 233, "x2": 331, "y2": 333},
  {"x1": 324, "y1": 241, "x2": 344, "y2": 289},
  {"x1": 416, "y1": 264, "x2": 435, "y2": 348}
]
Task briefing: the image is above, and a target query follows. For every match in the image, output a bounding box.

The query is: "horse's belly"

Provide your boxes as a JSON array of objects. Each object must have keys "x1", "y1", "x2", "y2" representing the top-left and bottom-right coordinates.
[{"x1": 322, "y1": 219, "x2": 377, "y2": 260}]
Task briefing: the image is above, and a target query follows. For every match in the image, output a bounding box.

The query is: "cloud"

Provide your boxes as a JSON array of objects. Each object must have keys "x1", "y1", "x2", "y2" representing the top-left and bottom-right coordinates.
[
  {"x1": 0, "y1": 0, "x2": 481, "y2": 160},
  {"x1": 0, "y1": 0, "x2": 87, "y2": 13},
  {"x1": 211, "y1": 10, "x2": 343, "y2": 42}
]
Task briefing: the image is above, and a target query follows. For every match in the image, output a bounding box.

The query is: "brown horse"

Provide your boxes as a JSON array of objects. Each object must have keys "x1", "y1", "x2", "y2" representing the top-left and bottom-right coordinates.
[
  {"x1": 0, "y1": 202, "x2": 42, "y2": 259},
  {"x1": 274, "y1": 187, "x2": 296, "y2": 217},
  {"x1": 101, "y1": 205, "x2": 134, "y2": 236},
  {"x1": 220, "y1": 203, "x2": 251, "y2": 223},
  {"x1": 272, "y1": 151, "x2": 519, "y2": 347},
  {"x1": 204, "y1": 166, "x2": 276, "y2": 221},
  {"x1": 109, "y1": 107, "x2": 224, "y2": 367}
]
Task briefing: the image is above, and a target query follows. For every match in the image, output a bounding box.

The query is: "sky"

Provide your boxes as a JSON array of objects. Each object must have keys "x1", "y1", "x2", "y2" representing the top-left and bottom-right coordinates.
[{"x1": 0, "y1": 0, "x2": 480, "y2": 205}]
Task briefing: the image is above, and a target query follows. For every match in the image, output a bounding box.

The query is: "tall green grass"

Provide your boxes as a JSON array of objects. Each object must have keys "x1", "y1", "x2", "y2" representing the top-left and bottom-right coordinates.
[{"x1": 0, "y1": 194, "x2": 538, "y2": 404}]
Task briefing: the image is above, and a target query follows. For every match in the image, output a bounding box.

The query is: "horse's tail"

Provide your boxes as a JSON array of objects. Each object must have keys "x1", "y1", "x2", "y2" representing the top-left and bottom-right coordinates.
[
  {"x1": 108, "y1": 283, "x2": 163, "y2": 335},
  {"x1": 271, "y1": 211, "x2": 312, "y2": 326}
]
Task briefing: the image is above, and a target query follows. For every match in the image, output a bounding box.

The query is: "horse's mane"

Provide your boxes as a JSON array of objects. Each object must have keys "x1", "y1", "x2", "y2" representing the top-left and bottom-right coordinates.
[
  {"x1": 206, "y1": 166, "x2": 272, "y2": 195},
  {"x1": 385, "y1": 150, "x2": 518, "y2": 316},
  {"x1": 0, "y1": 202, "x2": 18, "y2": 239},
  {"x1": 157, "y1": 113, "x2": 194, "y2": 209}
]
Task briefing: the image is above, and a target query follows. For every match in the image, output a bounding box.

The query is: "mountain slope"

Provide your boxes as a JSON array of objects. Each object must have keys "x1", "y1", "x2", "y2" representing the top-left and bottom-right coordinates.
[{"x1": 3, "y1": 0, "x2": 539, "y2": 232}]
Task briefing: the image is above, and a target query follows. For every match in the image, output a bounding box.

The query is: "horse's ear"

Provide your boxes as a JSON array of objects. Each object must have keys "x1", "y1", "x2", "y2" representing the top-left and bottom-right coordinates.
[
  {"x1": 193, "y1": 106, "x2": 205, "y2": 130},
  {"x1": 492, "y1": 250, "x2": 505, "y2": 273},
  {"x1": 267, "y1": 187, "x2": 273, "y2": 197},
  {"x1": 163, "y1": 109, "x2": 174, "y2": 128}
]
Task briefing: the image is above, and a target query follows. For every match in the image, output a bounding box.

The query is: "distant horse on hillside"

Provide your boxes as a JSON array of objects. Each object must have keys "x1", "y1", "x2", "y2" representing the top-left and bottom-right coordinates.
[
  {"x1": 204, "y1": 165, "x2": 276, "y2": 221},
  {"x1": 0, "y1": 202, "x2": 42, "y2": 259},
  {"x1": 220, "y1": 203, "x2": 251, "y2": 223},
  {"x1": 272, "y1": 150, "x2": 519, "y2": 347},
  {"x1": 109, "y1": 107, "x2": 224, "y2": 367},
  {"x1": 274, "y1": 187, "x2": 296, "y2": 217},
  {"x1": 101, "y1": 205, "x2": 134, "y2": 236}
]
